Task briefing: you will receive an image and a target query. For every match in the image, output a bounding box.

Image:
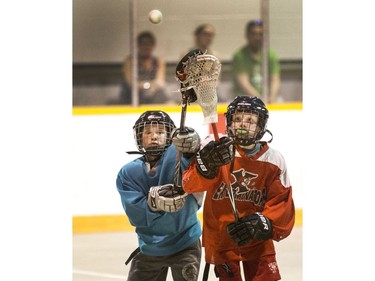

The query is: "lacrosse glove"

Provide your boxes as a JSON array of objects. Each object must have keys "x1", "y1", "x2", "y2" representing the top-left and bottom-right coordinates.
[
  {"x1": 226, "y1": 213, "x2": 273, "y2": 246},
  {"x1": 147, "y1": 184, "x2": 188, "y2": 212},
  {"x1": 172, "y1": 127, "x2": 201, "y2": 154},
  {"x1": 196, "y1": 136, "x2": 234, "y2": 179}
]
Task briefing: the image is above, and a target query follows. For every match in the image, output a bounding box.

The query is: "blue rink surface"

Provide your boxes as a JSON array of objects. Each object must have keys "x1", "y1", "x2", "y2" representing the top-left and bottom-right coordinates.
[{"x1": 73, "y1": 226, "x2": 302, "y2": 281}]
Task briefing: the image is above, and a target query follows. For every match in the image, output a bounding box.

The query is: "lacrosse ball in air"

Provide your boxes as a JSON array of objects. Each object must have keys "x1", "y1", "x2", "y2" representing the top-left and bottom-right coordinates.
[
  {"x1": 148, "y1": 9, "x2": 163, "y2": 24},
  {"x1": 143, "y1": 82, "x2": 151, "y2": 89}
]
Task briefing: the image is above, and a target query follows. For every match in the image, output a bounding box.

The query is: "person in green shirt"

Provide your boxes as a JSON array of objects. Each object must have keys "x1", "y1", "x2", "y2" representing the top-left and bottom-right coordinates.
[{"x1": 232, "y1": 19, "x2": 281, "y2": 103}]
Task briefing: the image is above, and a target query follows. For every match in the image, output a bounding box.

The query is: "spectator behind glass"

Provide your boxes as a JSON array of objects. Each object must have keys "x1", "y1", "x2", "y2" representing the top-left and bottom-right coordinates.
[
  {"x1": 193, "y1": 24, "x2": 220, "y2": 58},
  {"x1": 120, "y1": 31, "x2": 169, "y2": 105},
  {"x1": 180, "y1": 24, "x2": 220, "y2": 59},
  {"x1": 232, "y1": 20, "x2": 281, "y2": 103}
]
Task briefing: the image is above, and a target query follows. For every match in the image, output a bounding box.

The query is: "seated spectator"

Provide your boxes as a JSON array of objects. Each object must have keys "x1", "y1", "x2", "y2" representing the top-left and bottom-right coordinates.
[
  {"x1": 192, "y1": 24, "x2": 220, "y2": 58},
  {"x1": 179, "y1": 24, "x2": 220, "y2": 59},
  {"x1": 120, "y1": 31, "x2": 169, "y2": 105},
  {"x1": 232, "y1": 19, "x2": 281, "y2": 103}
]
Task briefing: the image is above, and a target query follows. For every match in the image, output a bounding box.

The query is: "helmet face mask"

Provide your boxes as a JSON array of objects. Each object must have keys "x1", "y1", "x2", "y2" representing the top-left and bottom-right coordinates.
[
  {"x1": 229, "y1": 111, "x2": 262, "y2": 145},
  {"x1": 225, "y1": 96, "x2": 269, "y2": 146},
  {"x1": 133, "y1": 111, "x2": 176, "y2": 158}
]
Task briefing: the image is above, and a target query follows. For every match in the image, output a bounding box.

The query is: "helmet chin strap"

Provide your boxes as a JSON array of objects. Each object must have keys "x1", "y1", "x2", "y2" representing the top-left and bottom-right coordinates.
[
  {"x1": 264, "y1": 129, "x2": 273, "y2": 143},
  {"x1": 229, "y1": 127, "x2": 273, "y2": 145},
  {"x1": 126, "y1": 151, "x2": 144, "y2": 155},
  {"x1": 126, "y1": 150, "x2": 161, "y2": 167},
  {"x1": 234, "y1": 129, "x2": 273, "y2": 145},
  {"x1": 253, "y1": 129, "x2": 273, "y2": 144}
]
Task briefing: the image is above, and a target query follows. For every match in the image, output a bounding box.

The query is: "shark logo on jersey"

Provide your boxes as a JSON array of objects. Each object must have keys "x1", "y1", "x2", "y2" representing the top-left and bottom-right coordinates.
[{"x1": 212, "y1": 168, "x2": 266, "y2": 207}]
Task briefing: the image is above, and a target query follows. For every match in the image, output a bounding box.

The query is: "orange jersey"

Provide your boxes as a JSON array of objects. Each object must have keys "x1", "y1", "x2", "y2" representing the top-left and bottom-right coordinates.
[{"x1": 182, "y1": 140, "x2": 295, "y2": 264}]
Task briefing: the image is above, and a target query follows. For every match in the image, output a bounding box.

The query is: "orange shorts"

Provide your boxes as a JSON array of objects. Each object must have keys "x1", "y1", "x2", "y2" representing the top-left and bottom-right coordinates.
[{"x1": 214, "y1": 254, "x2": 281, "y2": 281}]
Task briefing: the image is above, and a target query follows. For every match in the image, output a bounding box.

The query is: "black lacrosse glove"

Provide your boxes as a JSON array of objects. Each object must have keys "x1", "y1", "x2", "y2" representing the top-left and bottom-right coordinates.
[
  {"x1": 196, "y1": 136, "x2": 234, "y2": 179},
  {"x1": 226, "y1": 213, "x2": 273, "y2": 246}
]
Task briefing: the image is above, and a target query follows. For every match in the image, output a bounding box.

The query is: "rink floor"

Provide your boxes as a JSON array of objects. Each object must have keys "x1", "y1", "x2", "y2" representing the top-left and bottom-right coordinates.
[{"x1": 73, "y1": 226, "x2": 302, "y2": 281}]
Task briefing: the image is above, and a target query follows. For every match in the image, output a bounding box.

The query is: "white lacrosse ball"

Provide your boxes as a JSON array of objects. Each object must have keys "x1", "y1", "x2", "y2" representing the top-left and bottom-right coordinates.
[{"x1": 148, "y1": 9, "x2": 163, "y2": 24}]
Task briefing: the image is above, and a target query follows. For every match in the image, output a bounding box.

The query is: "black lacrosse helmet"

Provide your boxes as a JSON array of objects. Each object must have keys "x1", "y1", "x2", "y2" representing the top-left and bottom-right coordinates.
[
  {"x1": 225, "y1": 96, "x2": 269, "y2": 146},
  {"x1": 133, "y1": 111, "x2": 176, "y2": 158}
]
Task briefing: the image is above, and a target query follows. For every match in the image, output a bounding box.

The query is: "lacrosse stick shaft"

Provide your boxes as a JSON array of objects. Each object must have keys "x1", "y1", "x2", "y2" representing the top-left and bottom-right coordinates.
[
  {"x1": 211, "y1": 123, "x2": 239, "y2": 221},
  {"x1": 211, "y1": 123, "x2": 219, "y2": 141},
  {"x1": 173, "y1": 94, "x2": 188, "y2": 188}
]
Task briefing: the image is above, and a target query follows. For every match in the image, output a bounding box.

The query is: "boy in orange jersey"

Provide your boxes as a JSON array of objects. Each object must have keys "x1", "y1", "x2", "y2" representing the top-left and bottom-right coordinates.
[{"x1": 182, "y1": 96, "x2": 295, "y2": 281}]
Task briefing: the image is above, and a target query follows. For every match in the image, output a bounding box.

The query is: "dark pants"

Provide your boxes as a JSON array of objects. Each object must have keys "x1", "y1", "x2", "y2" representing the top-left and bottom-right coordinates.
[{"x1": 127, "y1": 239, "x2": 202, "y2": 281}]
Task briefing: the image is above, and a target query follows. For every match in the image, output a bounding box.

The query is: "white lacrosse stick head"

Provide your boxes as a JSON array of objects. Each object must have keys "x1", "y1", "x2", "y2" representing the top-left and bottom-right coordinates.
[{"x1": 177, "y1": 53, "x2": 221, "y2": 124}]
